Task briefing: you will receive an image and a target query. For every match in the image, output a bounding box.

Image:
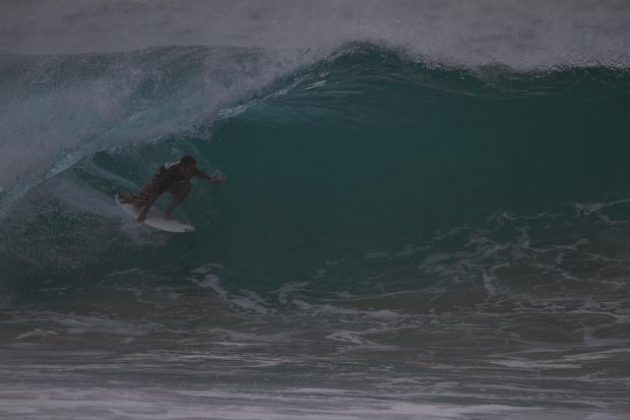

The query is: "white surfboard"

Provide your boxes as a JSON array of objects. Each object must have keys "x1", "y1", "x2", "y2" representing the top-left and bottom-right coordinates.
[{"x1": 115, "y1": 195, "x2": 195, "y2": 233}]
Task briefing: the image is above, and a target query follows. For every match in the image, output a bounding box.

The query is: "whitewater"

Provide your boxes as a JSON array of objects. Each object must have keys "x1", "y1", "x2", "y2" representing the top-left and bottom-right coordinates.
[{"x1": 1, "y1": 1, "x2": 630, "y2": 419}]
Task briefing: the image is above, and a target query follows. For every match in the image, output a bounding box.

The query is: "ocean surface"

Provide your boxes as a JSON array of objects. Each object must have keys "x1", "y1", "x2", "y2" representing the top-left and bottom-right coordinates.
[{"x1": 1, "y1": 1, "x2": 630, "y2": 419}]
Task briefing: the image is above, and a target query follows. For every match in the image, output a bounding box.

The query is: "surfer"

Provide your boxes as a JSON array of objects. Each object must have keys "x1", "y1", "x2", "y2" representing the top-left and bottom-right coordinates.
[{"x1": 121, "y1": 156, "x2": 226, "y2": 222}]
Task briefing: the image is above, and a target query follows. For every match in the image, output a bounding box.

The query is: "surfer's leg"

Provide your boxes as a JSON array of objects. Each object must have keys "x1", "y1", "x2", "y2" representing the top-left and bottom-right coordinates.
[
  {"x1": 135, "y1": 180, "x2": 162, "y2": 209},
  {"x1": 164, "y1": 181, "x2": 191, "y2": 219}
]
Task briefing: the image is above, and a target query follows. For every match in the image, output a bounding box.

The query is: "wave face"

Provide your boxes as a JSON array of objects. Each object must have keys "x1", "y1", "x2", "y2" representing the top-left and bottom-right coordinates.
[
  {"x1": 3, "y1": 44, "x2": 630, "y2": 295},
  {"x1": 2, "y1": 25, "x2": 630, "y2": 420}
]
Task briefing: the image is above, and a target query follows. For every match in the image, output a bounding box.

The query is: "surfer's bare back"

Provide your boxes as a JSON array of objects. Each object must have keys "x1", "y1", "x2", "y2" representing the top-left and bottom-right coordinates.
[{"x1": 121, "y1": 156, "x2": 226, "y2": 222}]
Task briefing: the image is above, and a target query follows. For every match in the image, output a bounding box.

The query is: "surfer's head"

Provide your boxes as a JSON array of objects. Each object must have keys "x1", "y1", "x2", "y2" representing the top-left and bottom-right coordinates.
[{"x1": 178, "y1": 156, "x2": 197, "y2": 176}]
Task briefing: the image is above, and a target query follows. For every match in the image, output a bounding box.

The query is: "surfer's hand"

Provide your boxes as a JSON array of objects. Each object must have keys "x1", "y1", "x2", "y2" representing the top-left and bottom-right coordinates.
[{"x1": 211, "y1": 176, "x2": 226, "y2": 185}]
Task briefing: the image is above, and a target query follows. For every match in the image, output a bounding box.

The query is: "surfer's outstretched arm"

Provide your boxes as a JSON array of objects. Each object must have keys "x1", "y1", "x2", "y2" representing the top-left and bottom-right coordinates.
[{"x1": 195, "y1": 169, "x2": 226, "y2": 185}]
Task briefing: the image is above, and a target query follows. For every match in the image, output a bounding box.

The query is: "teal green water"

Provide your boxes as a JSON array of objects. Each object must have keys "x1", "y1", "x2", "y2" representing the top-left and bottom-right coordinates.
[
  {"x1": 1, "y1": 45, "x2": 630, "y2": 418},
  {"x1": 3, "y1": 45, "x2": 630, "y2": 293}
]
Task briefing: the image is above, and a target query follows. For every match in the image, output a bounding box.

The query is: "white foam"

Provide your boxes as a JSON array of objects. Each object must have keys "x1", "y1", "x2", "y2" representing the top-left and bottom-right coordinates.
[
  {"x1": 105, "y1": 268, "x2": 141, "y2": 278},
  {"x1": 364, "y1": 251, "x2": 390, "y2": 260},
  {"x1": 232, "y1": 290, "x2": 273, "y2": 315},
  {"x1": 34, "y1": 313, "x2": 148, "y2": 336},
  {"x1": 482, "y1": 271, "x2": 497, "y2": 297},
  {"x1": 573, "y1": 199, "x2": 630, "y2": 225},
  {"x1": 562, "y1": 347, "x2": 630, "y2": 362},
  {"x1": 326, "y1": 330, "x2": 372, "y2": 345},
  {"x1": 490, "y1": 359, "x2": 580, "y2": 369},
  {"x1": 0, "y1": 384, "x2": 536, "y2": 420},
  {"x1": 207, "y1": 327, "x2": 288, "y2": 346},
  {"x1": 275, "y1": 281, "x2": 310, "y2": 304},
  {"x1": 190, "y1": 263, "x2": 224, "y2": 275},
  {"x1": 197, "y1": 274, "x2": 226, "y2": 297},
  {"x1": 299, "y1": 302, "x2": 403, "y2": 321},
  {"x1": 14, "y1": 329, "x2": 58, "y2": 340},
  {"x1": 198, "y1": 274, "x2": 272, "y2": 314}
]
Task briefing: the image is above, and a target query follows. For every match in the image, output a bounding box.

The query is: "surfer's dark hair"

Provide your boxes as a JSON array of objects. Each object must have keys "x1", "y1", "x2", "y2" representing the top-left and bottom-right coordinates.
[{"x1": 180, "y1": 156, "x2": 197, "y2": 166}]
